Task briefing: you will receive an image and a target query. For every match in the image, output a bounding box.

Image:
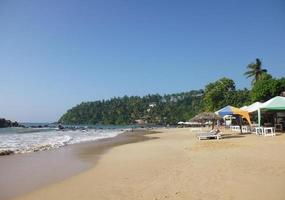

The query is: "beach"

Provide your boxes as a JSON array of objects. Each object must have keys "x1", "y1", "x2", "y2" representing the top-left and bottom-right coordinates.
[
  {"x1": 4, "y1": 128, "x2": 285, "y2": 200},
  {"x1": 0, "y1": 129, "x2": 154, "y2": 200}
]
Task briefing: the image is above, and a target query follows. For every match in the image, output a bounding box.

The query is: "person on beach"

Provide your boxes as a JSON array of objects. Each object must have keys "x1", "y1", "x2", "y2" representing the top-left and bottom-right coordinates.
[
  {"x1": 211, "y1": 121, "x2": 215, "y2": 130},
  {"x1": 210, "y1": 128, "x2": 220, "y2": 134},
  {"x1": 216, "y1": 120, "x2": 221, "y2": 132}
]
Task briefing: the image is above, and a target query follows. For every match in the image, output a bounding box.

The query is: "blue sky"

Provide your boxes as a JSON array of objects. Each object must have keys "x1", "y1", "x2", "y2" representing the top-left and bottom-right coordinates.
[{"x1": 0, "y1": 0, "x2": 284, "y2": 122}]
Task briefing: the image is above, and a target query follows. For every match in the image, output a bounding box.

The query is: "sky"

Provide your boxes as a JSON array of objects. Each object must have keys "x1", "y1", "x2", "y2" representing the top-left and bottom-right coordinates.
[{"x1": 0, "y1": 0, "x2": 284, "y2": 122}]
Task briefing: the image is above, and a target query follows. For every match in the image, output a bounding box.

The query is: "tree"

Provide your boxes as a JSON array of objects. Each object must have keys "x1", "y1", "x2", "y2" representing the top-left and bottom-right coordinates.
[
  {"x1": 228, "y1": 89, "x2": 251, "y2": 107},
  {"x1": 244, "y1": 58, "x2": 268, "y2": 85},
  {"x1": 251, "y1": 78, "x2": 285, "y2": 102},
  {"x1": 203, "y1": 77, "x2": 236, "y2": 111},
  {"x1": 203, "y1": 77, "x2": 250, "y2": 112}
]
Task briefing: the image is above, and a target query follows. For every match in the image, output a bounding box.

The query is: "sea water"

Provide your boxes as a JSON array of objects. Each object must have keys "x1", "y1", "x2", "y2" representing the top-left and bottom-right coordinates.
[{"x1": 0, "y1": 124, "x2": 133, "y2": 155}]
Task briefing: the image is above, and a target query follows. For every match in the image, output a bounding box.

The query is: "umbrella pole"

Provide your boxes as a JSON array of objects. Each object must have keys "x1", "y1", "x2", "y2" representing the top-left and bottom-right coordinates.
[
  {"x1": 258, "y1": 108, "x2": 261, "y2": 127},
  {"x1": 239, "y1": 116, "x2": 243, "y2": 134}
]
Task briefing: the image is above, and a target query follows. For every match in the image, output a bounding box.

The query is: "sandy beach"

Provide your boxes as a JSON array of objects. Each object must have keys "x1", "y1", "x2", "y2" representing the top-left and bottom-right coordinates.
[
  {"x1": 7, "y1": 128, "x2": 285, "y2": 200},
  {"x1": 0, "y1": 130, "x2": 154, "y2": 200}
]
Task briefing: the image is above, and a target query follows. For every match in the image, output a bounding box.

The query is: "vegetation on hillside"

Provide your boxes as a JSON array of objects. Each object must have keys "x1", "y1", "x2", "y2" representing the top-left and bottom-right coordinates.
[
  {"x1": 59, "y1": 90, "x2": 204, "y2": 125},
  {"x1": 59, "y1": 58, "x2": 284, "y2": 125}
]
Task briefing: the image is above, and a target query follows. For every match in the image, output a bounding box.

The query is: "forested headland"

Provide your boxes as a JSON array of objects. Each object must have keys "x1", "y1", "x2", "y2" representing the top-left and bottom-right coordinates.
[{"x1": 59, "y1": 59, "x2": 285, "y2": 125}]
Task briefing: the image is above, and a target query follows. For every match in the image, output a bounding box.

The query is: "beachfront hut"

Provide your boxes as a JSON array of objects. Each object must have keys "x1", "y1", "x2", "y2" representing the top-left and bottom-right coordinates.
[
  {"x1": 190, "y1": 112, "x2": 221, "y2": 128},
  {"x1": 190, "y1": 112, "x2": 221, "y2": 122},
  {"x1": 258, "y1": 96, "x2": 285, "y2": 127},
  {"x1": 216, "y1": 105, "x2": 251, "y2": 125}
]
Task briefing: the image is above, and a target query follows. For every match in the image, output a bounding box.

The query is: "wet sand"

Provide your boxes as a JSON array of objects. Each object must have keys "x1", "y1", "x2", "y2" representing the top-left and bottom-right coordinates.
[{"x1": 0, "y1": 129, "x2": 156, "y2": 200}]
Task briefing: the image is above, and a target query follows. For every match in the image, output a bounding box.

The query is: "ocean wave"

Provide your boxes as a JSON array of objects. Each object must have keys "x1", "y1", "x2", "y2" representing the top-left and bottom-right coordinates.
[{"x1": 0, "y1": 128, "x2": 126, "y2": 155}]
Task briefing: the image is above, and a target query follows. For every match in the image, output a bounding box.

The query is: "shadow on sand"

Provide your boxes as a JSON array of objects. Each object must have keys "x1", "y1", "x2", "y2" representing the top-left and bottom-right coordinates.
[{"x1": 222, "y1": 134, "x2": 246, "y2": 139}]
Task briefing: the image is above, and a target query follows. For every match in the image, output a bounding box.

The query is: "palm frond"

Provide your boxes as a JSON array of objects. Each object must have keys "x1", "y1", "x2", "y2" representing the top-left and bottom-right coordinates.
[
  {"x1": 246, "y1": 74, "x2": 254, "y2": 78},
  {"x1": 245, "y1": 74, "x2": 254, "y2": 78},
  {"x1": 247, "y1": 64, "x2": 257, "y2": 70}
]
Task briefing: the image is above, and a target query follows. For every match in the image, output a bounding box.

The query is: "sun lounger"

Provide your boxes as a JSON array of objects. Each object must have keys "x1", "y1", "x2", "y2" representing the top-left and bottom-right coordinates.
[{"x1": 197, "y1": 131, "x2": 222, "y2": 140}]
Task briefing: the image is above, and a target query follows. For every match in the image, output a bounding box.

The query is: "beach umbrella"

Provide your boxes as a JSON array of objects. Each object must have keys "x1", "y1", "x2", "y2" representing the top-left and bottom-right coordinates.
[
  {"x1": 216, "y1": 105, "x2": 251, "y2": 125},
  {"x1": 177, "y1": 121, "x2": 184, "y2": 125},
  {"x1": 240, "y1": 102, "x2": 263, "y2": 113},
  {"x1": 190, "y1": 112, "x2": 222, "y2": 122}
]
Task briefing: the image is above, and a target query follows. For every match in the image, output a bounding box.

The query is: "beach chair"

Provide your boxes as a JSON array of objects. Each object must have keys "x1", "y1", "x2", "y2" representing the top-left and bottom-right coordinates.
[
  {"x1": 255, "y1": 127, "x2": 276, "y2": 136},
  {"x1": 255, "y1": 127, "x2": 264, "y2": 135},
  {"x1": 242, "y1": 126, "x2": 251, "y2": 133},
  {"x1": 263, "y1": 127, "x2": 276, "y2": 137},
  {"x1": 197, "y1": 130, "x2": 222, "y2": 140}
]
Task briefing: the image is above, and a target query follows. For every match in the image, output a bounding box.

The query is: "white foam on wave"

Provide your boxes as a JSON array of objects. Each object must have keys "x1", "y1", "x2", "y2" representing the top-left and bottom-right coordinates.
[
  {"x1": 0, "y1": 128, "x2": 126, "y2": 155},
  {"x1": 68, "y1": 129, "x2": 124, "y2": 144}
]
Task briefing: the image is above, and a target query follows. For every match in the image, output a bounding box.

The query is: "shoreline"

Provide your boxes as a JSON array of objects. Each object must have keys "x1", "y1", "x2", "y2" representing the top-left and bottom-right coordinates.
[{"x1": 0, "y1": 129, "x2": 157, "y2": 200}]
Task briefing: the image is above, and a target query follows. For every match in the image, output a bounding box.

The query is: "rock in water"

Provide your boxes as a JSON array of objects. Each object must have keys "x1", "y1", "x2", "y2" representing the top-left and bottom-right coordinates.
[{"x1": 0, "y1": 150, "x2": 14, "y2": 156}]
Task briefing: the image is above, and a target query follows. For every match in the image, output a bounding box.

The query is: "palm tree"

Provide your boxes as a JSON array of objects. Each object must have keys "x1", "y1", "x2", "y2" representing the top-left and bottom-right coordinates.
[{"x1": 244, "y1": 58, "x2": 267, "y2": 85}]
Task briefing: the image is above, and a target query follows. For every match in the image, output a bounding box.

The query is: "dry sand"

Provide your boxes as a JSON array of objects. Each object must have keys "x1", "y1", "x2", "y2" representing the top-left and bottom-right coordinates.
[{"x1": 13, "y1": 128, "x2": 285, "y2": 200}]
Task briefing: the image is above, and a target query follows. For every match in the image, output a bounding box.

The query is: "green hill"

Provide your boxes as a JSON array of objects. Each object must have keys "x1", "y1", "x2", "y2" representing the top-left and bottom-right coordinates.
[{"x1": 59, "y1": 90, "x2": 204, "y2": 125}]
